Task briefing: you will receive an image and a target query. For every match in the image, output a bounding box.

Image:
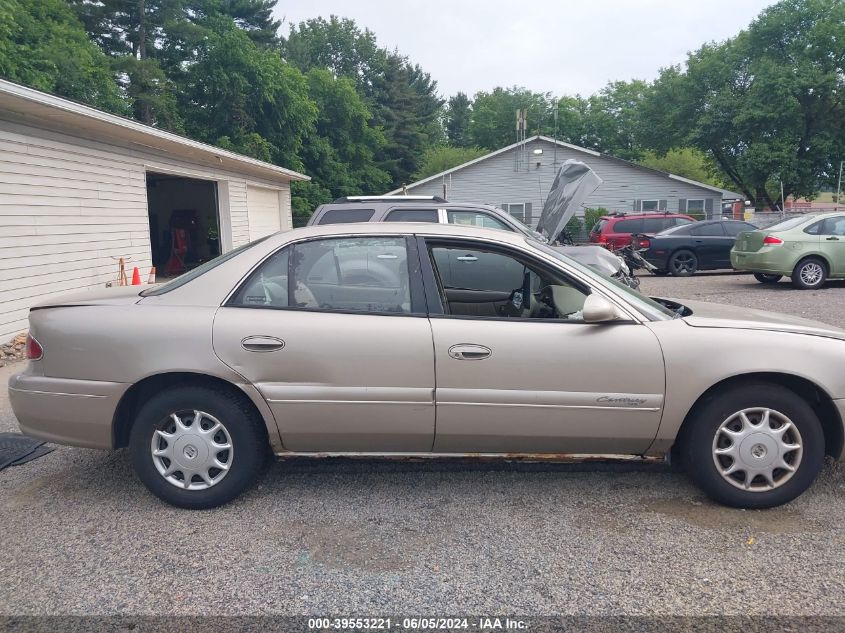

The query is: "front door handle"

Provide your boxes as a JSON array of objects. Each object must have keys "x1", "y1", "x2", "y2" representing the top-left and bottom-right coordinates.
[
  {"x1": 241, "y1": 335, "x2": 285, "y2": 352},
  {"x1": 827, "y1": 236, "x2": 839, "y2": 241},
  {"x1": 448, "y1": 344, "x2": 492, "y2": 361}
]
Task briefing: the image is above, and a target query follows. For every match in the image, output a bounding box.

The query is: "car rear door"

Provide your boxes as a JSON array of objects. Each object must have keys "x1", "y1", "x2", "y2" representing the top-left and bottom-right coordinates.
[
  {"x1": 213, "y1": 234, "x2": 435, "y2": 452},
  {"x1": 420, "y1": 236, "x2": 666, "y2": 454}
]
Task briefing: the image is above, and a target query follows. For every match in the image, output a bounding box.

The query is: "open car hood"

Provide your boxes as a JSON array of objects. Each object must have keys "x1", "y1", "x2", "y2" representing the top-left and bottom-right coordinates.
[{"x1": 535, "y1": 160, "x2": 603, "y2": 240}]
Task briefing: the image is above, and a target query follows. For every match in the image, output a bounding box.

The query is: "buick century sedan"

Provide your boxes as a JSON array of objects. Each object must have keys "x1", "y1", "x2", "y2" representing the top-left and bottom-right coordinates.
[{"x1": 10, "y1": 223, "x2": 845, "y2": 509}]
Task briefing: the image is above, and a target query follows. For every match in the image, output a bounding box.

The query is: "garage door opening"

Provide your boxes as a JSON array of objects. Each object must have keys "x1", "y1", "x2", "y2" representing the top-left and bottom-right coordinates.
[{"x1": 146, "y1": 172, "x2": 221, "y2": 276}]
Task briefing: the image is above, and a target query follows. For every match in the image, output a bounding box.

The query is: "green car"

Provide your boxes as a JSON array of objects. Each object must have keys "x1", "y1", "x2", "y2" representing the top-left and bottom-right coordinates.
[{"x1": 732, "y1": 212, "x2": 845, "y2": 289}]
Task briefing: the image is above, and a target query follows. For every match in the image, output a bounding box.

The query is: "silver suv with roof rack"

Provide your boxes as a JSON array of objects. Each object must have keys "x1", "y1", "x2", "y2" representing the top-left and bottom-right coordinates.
[{"x1": 306, "y1": 195, "x2": 640, "y2": 289}]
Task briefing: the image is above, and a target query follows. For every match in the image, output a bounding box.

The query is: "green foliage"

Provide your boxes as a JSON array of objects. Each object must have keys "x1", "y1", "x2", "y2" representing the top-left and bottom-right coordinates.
[
  {"x1": 413, "y1": 145, "x2": 486, "y2": 180},
  {"x1": 640, "y1": 0, "x2": 845, "y2": 209},
  {"x1": 583, "y1": 208, "x2": 608, "y2": 232},
  {"x1": 445, "y1": 92, "x2": 472, "y2": 147},
  {"x1": 638, "y1": 148, "x2": 725, "y2": 187},
  {"x1": 182, "y1": 22, "x2": 315, "y2": 169},
  {"x1": 469, "y1": 87, "x2": 554, "y2": 149},
  {"x1": 0, "y1": 0, "x2": 127, "y2": 114}
]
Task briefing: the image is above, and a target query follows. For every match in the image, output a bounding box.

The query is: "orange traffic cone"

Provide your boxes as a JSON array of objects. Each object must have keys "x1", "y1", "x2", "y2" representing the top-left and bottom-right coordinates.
[
  {"x1": 131, "y1": 267, "x2": 142, "y2": 285},
  {"x1": 147, "y1": 266, "x2": 156, "y2": 284}
]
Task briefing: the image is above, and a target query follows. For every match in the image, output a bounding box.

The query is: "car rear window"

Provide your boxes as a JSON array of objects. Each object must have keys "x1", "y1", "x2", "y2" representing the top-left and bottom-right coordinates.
[
  {"x1": 642, "y1": 218, "x2": 670, "y2": 232},
  {"x1": 766, "y1": 216, "x2": 812, "y2": 232},
  {"x1": 317, "y1": 208, "x2": 375, "y2": 225},
  {"x1": 613, "y1": 219, "x2": 643, "y2": 233},
  {"x1": 384, "y1": 208, "x2": 439, "y2": 222},
  {"x1": 690, "y1": 223, "x2": 725, "y2": 236}
]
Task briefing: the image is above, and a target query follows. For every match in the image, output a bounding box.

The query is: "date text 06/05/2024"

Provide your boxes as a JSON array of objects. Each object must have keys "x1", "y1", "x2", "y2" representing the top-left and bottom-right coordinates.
[{"x1": 307, "y1": 617, "x2": 528, "y2": 630}]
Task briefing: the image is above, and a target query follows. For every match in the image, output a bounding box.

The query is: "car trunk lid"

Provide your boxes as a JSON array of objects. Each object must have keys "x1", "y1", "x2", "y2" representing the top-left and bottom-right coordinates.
[
  {"x1": 30, "y1": 285, "x2": 145, "y2": 310},
  {"x1": 734, "y1": 231, "x2": 766, "y2": 253}
]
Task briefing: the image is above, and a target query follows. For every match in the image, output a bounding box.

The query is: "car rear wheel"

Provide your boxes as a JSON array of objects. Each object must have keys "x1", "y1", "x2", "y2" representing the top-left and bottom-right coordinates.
[
  {"x1": 668, "y1": 250, "x2": 698, "y2": 276},
  {"x1": 681, "y1": 383, "x2": 824, "y2": 508},
  {"x1": 791, "y1": 258, "x2": 826, "y2": 290},
  {"x1": 129, "y1": 385, "x2": 268, "y2": 509}
]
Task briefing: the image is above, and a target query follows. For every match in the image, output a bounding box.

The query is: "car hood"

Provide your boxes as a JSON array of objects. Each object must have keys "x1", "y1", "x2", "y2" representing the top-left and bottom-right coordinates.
[
  {"x1": 31, "y1": 285, "x2": 145, "y2": 309},
  {"x1": 674, "y1": 298, "x2": 845, "y2": 341}
]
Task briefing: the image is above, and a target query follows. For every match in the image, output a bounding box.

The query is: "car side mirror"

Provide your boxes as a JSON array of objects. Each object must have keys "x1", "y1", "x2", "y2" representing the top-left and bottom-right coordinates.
[{"x1": 582, "y1": 294, "x2": 627, "y2": 323}]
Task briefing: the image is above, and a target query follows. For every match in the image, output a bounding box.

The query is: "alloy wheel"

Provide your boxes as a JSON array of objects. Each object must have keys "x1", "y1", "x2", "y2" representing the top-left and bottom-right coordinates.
[
  {"x1": 711, "y1": 407, "x2": 802, "y2": 491},
  {"x1": 671, "y1": 253, "x2": 696, "y2": 274},
  {"x1": 150, "y1": 410, "x2": 233, "y2": 490},
  {"x1": 799, "y1": 262, "x2": 824, "y2": 287}
]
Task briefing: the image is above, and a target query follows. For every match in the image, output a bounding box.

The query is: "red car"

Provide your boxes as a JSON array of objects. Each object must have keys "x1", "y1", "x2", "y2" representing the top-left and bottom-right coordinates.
[{"x1": 589, "y1": 213, "x2": 696, "y2": 249}]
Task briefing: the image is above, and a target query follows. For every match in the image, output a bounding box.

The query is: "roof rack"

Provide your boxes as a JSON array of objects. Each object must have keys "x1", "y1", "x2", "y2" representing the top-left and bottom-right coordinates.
[{"x1": 331, "y1": 195, "x2": 448, "y2": 203}]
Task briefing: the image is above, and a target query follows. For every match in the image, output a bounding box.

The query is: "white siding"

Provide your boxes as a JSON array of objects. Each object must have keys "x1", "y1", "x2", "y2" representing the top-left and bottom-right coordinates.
[{"x1": 0, "y1": 119, "x2": 293, "y2": 340}]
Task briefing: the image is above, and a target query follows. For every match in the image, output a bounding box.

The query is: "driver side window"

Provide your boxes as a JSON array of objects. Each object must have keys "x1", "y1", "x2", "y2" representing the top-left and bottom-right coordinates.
[{"x1": 428, "y1": 244, "x2": 588, "y2": 320}]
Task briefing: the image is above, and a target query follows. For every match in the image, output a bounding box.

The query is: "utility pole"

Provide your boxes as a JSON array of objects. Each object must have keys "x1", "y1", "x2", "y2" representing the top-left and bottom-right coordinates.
[{"x1": 837, "y1": 160, "x2": 843, "y2": 210}]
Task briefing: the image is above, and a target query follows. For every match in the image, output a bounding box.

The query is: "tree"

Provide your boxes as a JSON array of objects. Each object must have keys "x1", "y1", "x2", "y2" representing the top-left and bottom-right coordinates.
[
  {"x1": 641, "y1": 0, "x2": 845, "y2": 209},
  {"x1": 638, "y1": 148, "x2": 725, "y2": 187},
  {"x1": 469, "y1": 87, "x2": 553, "y2": 149},
  {"x1": 445, "y1": 92, "x2": 472, "y2": 147},
  {"x1": 413, "y1": 145, "x2": 486, "y2": 180},
  {"x1": 0, "y1": 0, "x2": 127, "y2": 114},
  {"x1": 182, "y1": 22, "x2": 315, "y2": 169},
  {"x1": 581, "y1": 80, "x2": 649, "y2": 160},
  {"x1": 292, "y1": 68, "x2": 390, "y2": 214}
]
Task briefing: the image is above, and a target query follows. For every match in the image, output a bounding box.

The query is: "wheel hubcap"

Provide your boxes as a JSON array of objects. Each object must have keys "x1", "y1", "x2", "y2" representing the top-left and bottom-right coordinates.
[
  {"x1": 150, "y1": 410, "x2": 233, "y2": 490},
  {"x1": 673, "y1": 254, "x2": 694, "y2": 273},
  {"x1": 800, "y1": 263, "x2": 823, "y2": 285},
  {"x1": 712, "y1": 407, "x2": 802, "y2": 491}
]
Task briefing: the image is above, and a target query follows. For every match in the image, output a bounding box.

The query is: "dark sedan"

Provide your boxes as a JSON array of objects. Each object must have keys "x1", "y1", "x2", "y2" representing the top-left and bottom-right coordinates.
[{"x1": 637, "y1": 220, "x2": 757, "y2": 276}]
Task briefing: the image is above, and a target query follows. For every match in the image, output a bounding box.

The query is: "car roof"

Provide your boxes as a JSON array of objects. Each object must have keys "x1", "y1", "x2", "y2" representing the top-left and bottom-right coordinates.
[
  {"x1": 602, "y1": 213, "x2": 691, "y2": 220},
  {"x1": 267, "y1": 220, "x2": 532, "y2": 248}
]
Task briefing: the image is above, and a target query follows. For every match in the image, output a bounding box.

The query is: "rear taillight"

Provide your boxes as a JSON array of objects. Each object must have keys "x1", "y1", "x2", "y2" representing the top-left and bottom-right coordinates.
[
  {"x1": 638, "y1": 238, "x2": 650, "y2": 249},
  {"x1": 597, "y1": 233, "x2": 607, "y2": 244},
  {"x1": 763, "y1": 235, "x2": 784, "y2": 245},
  {"x1": 26, "y1": 334, "x2": 43, "y2": 360}
]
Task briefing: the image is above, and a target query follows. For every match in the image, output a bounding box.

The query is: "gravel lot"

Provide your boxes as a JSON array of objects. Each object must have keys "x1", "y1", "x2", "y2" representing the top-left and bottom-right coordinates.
[{"x1": 2, "y1": 272, "x2": 845, "y2": 618}]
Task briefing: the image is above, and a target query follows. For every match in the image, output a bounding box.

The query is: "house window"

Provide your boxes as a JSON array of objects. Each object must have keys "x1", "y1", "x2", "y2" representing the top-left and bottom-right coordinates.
[
  {"x1": 502, "y1": 203, "x2": 527, "y2": 223},
  {"x1": 641, "y1": 200, "x2": 660, "y2": 212},
  {"x1": 687, "y1": 199, "x2": 705, "y2": 214}
]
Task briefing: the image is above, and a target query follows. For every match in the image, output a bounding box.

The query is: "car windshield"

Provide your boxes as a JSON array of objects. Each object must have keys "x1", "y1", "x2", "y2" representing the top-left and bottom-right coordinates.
[
  {"x1": 529, "y1": 239, "x2": 676, "y2": 320},
  {"x1": 765, "y1": 215, "x2": 814, "y2": 231},
  {"x1": 141, "y1": 237, "x2": 270, "y2": 296}
]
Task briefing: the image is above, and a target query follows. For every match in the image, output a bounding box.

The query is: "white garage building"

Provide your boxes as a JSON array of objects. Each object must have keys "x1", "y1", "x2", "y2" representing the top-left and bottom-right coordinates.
[{"x1": 0, "y1": 79, "x2": 308, "y2": 340}]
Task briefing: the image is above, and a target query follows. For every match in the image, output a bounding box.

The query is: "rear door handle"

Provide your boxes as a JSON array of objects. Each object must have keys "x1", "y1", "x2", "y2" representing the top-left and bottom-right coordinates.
[
  {"x1": 448, "y1": 344, "x2": 492, "y2": 360},
  {"x1": 456, "y1": 255, "x2": 478, "y2": 262},
  {"x1": 827, "y1": 236, "x2": 839, "y2": 241},
  {"x1": 241, "y1": 335, "x2": 285, "y2": 352}
]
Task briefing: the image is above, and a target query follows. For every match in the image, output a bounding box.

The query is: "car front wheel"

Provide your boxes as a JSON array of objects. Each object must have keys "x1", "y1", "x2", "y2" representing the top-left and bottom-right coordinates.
[
  {"x1": 129, "y1": 385, "x2": 268, "y2": 509},
  {"x1": 791, "y1": 258, "x2": 826, "y2": 289},
  {"x1": 681, "y1": 383, "x2": 824, "y2": 508}
]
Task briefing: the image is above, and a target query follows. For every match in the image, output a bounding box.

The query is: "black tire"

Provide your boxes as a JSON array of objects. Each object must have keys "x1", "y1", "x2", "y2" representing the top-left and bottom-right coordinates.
[
  {"x1": 791, "y1": 257, "x2": 827, "y2": 290},
  {"x1": 753, "y1": 273, "x2": 782, "y2": 284},
  {"x1": 681, "y1": 382, "x2": 824, "y2": 509},
  {"x1": 129, "y1": 385, "x2": 269, "y2": 509},
  {"x1": 668, "y1": 250, "x2": 698, "y2": 276}
]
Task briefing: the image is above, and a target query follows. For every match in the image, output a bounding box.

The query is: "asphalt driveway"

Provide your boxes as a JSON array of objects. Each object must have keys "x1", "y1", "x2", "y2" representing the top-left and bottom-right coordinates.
[{"x1": 2, "y1": 271, "x2": 845, "y2": 618}]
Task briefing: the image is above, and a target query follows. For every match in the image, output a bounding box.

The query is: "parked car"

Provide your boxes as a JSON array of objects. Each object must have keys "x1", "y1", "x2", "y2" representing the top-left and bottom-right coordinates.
[
  {"x1": 10, "y1": 223, "x2": 845, "y2": 509},
  {"x1": 637, "y1": 219, "x2": 758, "y2": 276},
  {"x1": 589, "y1": 212, "x2": 696, "y2": 249},
  {"x1": 309, "y1": 195, "x2": 640, "y2": 289},
  {"x1": 732, "y1": 212, "x2": 845, "y2": 289}
]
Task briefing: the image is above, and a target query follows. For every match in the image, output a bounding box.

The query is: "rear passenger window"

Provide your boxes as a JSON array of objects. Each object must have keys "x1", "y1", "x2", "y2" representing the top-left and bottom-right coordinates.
[
  {"x1": 385, "y1": 208, "x2": 439, "y2": 222},
  {"x1": 317, "y1": 209, "x2": 375, "y2": 225},
  {"x1": 447, "y1": 210, "x2": 511, "y2": 231},
  {"x1": 230, "y1": 237, "x2": 412, "y2": 314},
  {"x1": 642, "y1": 218, "x2": 669, "y2": 232},
  {"x1": 690, "y1": 223, "x2": 725, "y2": 236},
  {"x1": 613, "y1": 219, "x2": 643, "y2": 233}
]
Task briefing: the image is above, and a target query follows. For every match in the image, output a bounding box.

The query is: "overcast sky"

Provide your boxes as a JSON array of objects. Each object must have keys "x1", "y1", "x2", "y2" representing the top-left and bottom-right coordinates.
[{"x1": 274, "y1": 0, "x2": 778, "y2": 98}]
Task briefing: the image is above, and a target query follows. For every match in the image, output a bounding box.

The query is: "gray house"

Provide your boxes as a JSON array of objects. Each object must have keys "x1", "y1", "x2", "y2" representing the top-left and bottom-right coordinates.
[{"x1": 388, "y1": 136, "x2": 741, "y2": 226}]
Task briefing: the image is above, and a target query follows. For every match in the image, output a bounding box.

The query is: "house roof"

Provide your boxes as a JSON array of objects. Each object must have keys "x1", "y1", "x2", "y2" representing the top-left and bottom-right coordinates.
[
  {"x1": 0, "y1": 79, "x2": 309, "y2": 183},
  {"x1": 388, "y1": 135, "x2": 743, "y2": 199}
]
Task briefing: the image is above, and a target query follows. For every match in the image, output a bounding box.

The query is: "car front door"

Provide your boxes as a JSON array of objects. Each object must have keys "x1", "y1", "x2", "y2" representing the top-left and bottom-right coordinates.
[
  {"x1": 421, "y1": 237, "x2": 666, "y2": 454},
  {"x1": 689, "y1": 222, "x2": 730, "y2": 267},
  {"x1": 819, "y1": 216, "x2": 845, "y2": 276},
  {"x1": 213, "y1": 235, "x2": 435, "y2": 452}
]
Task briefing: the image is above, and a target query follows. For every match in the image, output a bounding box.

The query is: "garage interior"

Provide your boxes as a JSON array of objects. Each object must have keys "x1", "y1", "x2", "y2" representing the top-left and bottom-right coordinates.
[{"x1": 146, "y1": 172, "x2": 221, "y2": 275}]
